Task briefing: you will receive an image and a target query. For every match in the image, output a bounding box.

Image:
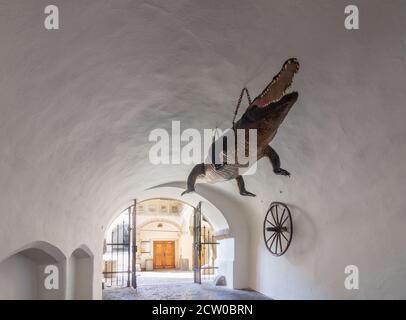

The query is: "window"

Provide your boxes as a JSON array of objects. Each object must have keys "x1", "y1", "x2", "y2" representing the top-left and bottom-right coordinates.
[{"x1": 140, "y1": 241, "x2": 150, "y2": 253}]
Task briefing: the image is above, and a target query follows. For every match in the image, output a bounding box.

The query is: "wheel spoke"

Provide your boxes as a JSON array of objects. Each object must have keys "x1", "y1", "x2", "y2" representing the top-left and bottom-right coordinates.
[
  {"x1": 275, "y1": 205, "x2": 279, "y2": 226},
  {"x1": 281, "y1": 231, "x2": 289, "y2": 242},
  {"x1": 280, "y1": 214, "x2": 289, "y2": 228},
  {"x1": 270, "y1": 206, "x2": 277, "y2": 225},
  {"x1": 266, "y1": 232, "x2": 277, "y2": 244},
  {"x1": 278, "y1": 233, "x2": 282, "y2": 253},
  {"x1": 273, "y1": 233, "x2": 278, "y2": 253},
  {"x1": 266, "y1": 218, "x2": 276, "y2": 228},
  {"x1": 278, "y1": 208, "x2": 286, "y2": 227},
  {"x1": 270, "y1": 232, "x2": 277, "y2": 251}
]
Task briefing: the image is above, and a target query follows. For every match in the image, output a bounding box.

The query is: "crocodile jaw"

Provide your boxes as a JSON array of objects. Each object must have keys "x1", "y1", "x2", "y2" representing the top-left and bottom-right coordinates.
[{"x1": 253, "y1": 58, "x2": 300, "y2": 108}]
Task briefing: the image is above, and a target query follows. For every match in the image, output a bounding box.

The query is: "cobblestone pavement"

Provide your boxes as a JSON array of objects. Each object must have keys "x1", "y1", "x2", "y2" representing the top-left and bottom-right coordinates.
[
  {"x1": 103, "y1": 283, "x2": 271, "y2": 300},
  {"x1": 136, "y1": 271, "x2": 193, "y2": 286}
]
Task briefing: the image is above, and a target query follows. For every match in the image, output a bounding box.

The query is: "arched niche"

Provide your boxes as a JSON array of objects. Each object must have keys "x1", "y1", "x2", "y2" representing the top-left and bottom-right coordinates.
[
  {"x1": 0, "y1": 241, "x2": 66, "y2": 300},
  {"x1": 67, "y1": 245, "x2": 94, "y2": 300}
]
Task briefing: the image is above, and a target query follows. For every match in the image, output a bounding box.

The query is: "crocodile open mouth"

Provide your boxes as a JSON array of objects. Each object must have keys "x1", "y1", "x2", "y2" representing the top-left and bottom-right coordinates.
[{"x1": 252, "y1": 58, "x2": 300, "y2": 108}]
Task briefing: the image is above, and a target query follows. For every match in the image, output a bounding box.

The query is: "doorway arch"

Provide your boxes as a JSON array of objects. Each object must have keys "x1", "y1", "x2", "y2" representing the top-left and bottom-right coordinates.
[
  {"x1": 135, "y1": 186, "x2": 230, "y2": 237},
  {"x1": 103, "y1": 186, "x2": 238, "y2": 290}
]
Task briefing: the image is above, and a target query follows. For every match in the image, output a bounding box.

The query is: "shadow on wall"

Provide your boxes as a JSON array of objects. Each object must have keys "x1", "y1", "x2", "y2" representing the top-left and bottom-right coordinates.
[
  {"x1": 67, "y1": 245, "x2": 94, "y2": 300},
  {"x1": 283, "y1": 204, "x2": 318, "y2": 265},
  {"x1": 0, "y1": 241, "x2": 66, "y2": 300}
]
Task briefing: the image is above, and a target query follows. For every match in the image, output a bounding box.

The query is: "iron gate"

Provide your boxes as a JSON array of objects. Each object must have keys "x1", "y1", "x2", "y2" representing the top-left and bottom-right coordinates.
[
  {"x1": 103, "y1": 199, "x2": 217, "y2": 288},
  {"x1": 102, "y1": 200, "x2": 137, "y2": 288},
  {"x1": 193, "y1": 202, "x2": 219, "y2": 284}
]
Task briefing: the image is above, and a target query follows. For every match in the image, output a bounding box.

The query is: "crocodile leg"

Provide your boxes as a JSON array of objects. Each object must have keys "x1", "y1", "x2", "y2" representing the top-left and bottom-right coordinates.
[
  {"x1": 236, "y1": 175, "x2": 256, "y2": 197},
  {"x1": 264, "y1": 145, "x2": 290, "y2": 177},
  {"x1": 181, "y1": 163, "x2": 205, "y2": 196}
]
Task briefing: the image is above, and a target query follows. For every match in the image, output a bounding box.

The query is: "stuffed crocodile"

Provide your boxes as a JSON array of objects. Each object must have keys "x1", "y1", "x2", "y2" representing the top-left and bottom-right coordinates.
[{"x1": 181, "y1": 58, "x2": 300, "y2": 197}]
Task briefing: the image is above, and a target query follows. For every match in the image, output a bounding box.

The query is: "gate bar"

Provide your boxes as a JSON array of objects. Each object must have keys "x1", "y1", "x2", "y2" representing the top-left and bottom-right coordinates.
[
  {"x1": 127, "y1": 207, "x2": 131, "y2": 287},
  {"x1": 131, "y1": 199, "x2": 137, "y2": 288}
]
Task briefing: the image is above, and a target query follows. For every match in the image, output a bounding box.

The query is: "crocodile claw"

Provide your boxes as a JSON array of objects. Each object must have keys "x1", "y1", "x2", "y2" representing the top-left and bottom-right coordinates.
[
  {"x1": 240, "y1": 191, "x2": 256, "y2": 197},
  {"x1": 181, "y1": 189, "x2": 195, "y2": 196},
  {"x1": 274, "y1": 168, "x2": 290, "y2": 177}
]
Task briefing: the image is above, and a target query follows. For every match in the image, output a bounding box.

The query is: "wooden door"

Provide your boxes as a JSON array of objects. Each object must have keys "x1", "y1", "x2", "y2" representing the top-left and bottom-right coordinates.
[
  {"x1": 153, "y1": 241, "x2": 175, "y2": 269},
  {"x1": 164, "y1": 241, "x2": 175, "y2": 268},
  {"x1": 153, "y1": 241, "x2": 165, "y2": 269}
]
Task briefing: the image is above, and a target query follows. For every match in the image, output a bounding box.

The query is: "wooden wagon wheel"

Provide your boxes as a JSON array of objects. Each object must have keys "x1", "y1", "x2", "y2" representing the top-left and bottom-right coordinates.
[{"x1": 263, "y1": 202, "x2": 293, "y2": 256}]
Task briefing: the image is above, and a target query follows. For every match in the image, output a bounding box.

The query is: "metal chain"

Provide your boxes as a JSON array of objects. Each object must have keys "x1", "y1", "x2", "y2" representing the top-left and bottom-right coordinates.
[
  {"x1": 232, "y1": 87, "x2": 252, "y2": 130},
  {"x1": 227, "y1": 87, "x2": 252, "y2": 168},
  {"x1": 211, "y1": 87, "x2": 252, "y2": 170}
]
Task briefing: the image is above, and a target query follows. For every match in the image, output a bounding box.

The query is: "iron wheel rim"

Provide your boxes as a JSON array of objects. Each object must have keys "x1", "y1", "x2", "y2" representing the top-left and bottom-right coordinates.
[{"x1": 263, "y1": 202, "x2": 293, "y2": 256}]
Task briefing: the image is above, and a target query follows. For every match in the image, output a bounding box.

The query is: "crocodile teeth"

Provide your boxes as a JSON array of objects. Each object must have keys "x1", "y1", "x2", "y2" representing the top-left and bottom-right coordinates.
[{"x1": 253, "y1": 58, "x2": 299, "y2": 106}]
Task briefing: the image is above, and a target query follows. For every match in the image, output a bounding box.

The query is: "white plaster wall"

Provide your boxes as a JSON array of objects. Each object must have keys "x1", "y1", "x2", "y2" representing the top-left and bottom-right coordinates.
[
  {"x1": 0, "y1": 254, "x2": 38, "y2": 299},
  {"x1": 216, "y1": 238, "x2": 235, "y2": 289},
  {"x1": 37, "y1": 262, "x2": 66, "y2": 300},
  {"x1": 73, "y1": 257, "x2": 93, "y2": 299},
  {"x1": 0, "y1": 247, "x2": 66, "y2": 300},
  {"x1": 67, "y1": 255, "x2": 76, "y2": 299},
  {"x1": 67, "y1": 249, "x2": 93, "y2": 300},
  {"x1": 0, "y1": 0, "x2": 406, "y2": 299},
  {"x1": 179, "y1": 230, "x2": 193, "y2": 270}
]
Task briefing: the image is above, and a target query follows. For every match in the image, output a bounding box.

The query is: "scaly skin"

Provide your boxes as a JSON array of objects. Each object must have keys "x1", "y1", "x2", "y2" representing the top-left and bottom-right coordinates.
[{"x1": 182, "y1": 58, "x2": 300, "y2": 197}]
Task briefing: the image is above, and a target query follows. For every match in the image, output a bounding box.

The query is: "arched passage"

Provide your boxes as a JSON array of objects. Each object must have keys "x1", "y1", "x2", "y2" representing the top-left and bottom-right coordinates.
[
  {"x1": 134, "y1": 185, "x2": 247, "y2": 289},
  {"x1": 68, "y1": 245, "x2": 94, "y2": 300},
  {"x1": 103, "y1": 186, "x2": 241, "y2": 290},
  {"x1": 0, "y1": 241, "x2": 66, "y2": 300}
]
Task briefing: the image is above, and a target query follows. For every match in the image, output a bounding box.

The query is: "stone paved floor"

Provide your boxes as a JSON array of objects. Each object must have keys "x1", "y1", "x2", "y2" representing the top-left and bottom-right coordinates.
[
  {"x1": 103, "y1": 283, "x2": 271, "y2": 300},
  {"x1": 136, "y1": 270, "x2": 194, "y2": 286}
]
